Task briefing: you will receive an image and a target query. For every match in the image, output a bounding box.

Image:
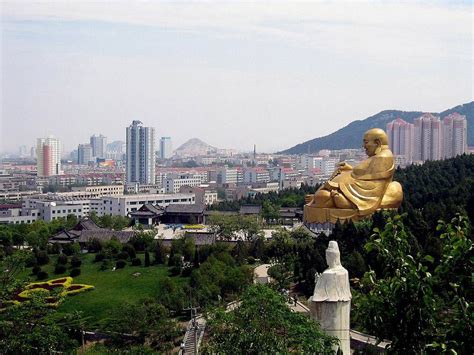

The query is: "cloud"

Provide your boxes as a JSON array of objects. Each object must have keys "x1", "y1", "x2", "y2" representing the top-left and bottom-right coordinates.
[{"x1": 2, "y1": 1, "x2": 472, "y2": 63}]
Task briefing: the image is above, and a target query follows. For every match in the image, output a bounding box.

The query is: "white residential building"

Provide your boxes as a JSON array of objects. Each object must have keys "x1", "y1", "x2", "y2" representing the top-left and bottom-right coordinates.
[
  {"x1": 159, "y1": 137, "x2": 173, "y2": 159},
  {"x1": 126, "y1": 120, "x2": 156, "y2": 184},
  {"x1": 165, "y1": 174, "x2": 202, "y2": 194},
  {"x1": 98, "y1": 193, "x2": 195, "y2": 216}
]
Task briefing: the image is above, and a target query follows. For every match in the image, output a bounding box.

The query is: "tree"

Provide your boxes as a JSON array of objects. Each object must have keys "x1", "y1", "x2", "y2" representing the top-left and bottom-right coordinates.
[
  {"x1": 0, "y1": 252, "x2": 28, "y2": 305},
  {"x1": 0, "y1": 292, "x2": 78, "y2": 353},
  {"x1": 144, "y1": 251, "x2": 150, "y2": 267},
  {"x1": 203, "y1": 284, "x2": 336, "y2": 354},
  {"x1": 356, "y1": 215, "x2": 437, "y2": 353},
  {"x1": 105, "y1": 298, "x2": 182, "y2": 352}
]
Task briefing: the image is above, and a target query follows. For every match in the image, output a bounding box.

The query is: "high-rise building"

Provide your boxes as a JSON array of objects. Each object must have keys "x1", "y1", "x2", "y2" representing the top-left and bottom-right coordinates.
[
  {"x1": 37, "y1": 137, "x2": 61, "y2": 177},
  {"x1": 414, "y1": 113, "x2": 442, "y2": 161},
  {"x1": 90, "y1": 134, "x2": 107, "y2": 159},
  {"x1": 386, "y1": 118, "x2": 414, "y2": 164},
  {"x1": 159, "y1": 137, "x2": 172, "y2": 159},
  {"x1": 126, "y1": 121, "x2": 155, "y2": 184},
  {"x1": 78, "y1": 144, "x2": 93, "y2": 165},
  {"x1": 442, "y1": 113, "x2": 467, "y2": 159}
]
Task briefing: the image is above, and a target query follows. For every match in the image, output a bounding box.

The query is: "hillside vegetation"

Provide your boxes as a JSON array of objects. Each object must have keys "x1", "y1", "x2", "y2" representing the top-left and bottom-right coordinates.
[{"x1": 281, "y1": 101, "x2": 473, "y2": 154}]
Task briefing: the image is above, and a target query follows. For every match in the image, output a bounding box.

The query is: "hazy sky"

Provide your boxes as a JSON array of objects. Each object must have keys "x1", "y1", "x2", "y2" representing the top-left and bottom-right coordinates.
[{"x1": 1, "y1": 1, "x2": 473, "y2": 154}]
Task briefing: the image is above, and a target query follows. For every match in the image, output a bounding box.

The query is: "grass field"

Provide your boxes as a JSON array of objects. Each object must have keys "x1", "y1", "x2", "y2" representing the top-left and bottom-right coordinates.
[{"x1": 17, "y1": 253, "x2": 188, "y2": 328}]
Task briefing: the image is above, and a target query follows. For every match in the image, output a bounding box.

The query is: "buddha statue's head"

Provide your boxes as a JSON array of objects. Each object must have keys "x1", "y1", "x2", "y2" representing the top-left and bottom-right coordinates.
[
  {"x1": 363, "y1": 128, "x2": 388, "y2": 157},
  {"x1": 326, "y1": 241, "x2": 342, "y2": 269}
]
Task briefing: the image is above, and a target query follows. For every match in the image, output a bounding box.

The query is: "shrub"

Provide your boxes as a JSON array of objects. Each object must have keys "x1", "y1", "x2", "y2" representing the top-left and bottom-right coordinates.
[
  {"x1": 131, "y1": 258, "x2": 142, "y2": 266},
  {"x1": 100, "y1": 259, "x2": 111, "y2": 271},
  {"x1": 32, "y1": 265, "x2": 41, "y2": 275},
  {"x1": 71, "y1": 256, "x2": 82, "y2": 268},
  {"x1": 35, "y1": 250, "x2": 49, "y2": 266},
  {"x1": 54, "y1": 264, "x2": 67, "y2": 274},
  {"x1": 70, "y1": 268, "x2": 81, "y2": 277},
  {"x1": 62, "y1": 243, "x2": 80, "y2": 256},
  {"x1": 181, "y1": 266, "x2": 193, "y2": 277},
  {"x1": 144, "y1": 251, "x2": 150, "y2": 267},
  {"x1": 57, "y1": 254, "x2": 68, "y2": 265},
  {"x1": 87, "y1": 238, "x2": 103, "y2": 253},
  {"x1": 117, "y1": 251, "x2": 129, "y2": 261},
  {"x1": 122, "y1": 244, "x2": 136, "y2": 259},
  {"x1": 36, "y1": 270, "x2": 48, "y2": 280},
  {"x1": 25, "y1": 254, "x2": 37, "y2": 267},
  {"x1": 94, "y1": 252, "x2": 106, "y2": 262},
  {"x1": 116, "y1": 259, "x2": 126, "y2": 269},
  {"x1": 47, "y1": 243, "x2": 61, "y2": 255},
  {"x1": 247, "y1": 256, "x2": 256, "y2": 264}
]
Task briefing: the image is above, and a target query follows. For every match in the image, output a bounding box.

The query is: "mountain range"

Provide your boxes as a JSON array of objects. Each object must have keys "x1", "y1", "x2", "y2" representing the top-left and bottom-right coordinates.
[
  {"x1": 280, "y1": 101, "x2": 474, "y2": 155},
  {"x1": 174, "y1": 138, "x2": 218, "y2": 157}
]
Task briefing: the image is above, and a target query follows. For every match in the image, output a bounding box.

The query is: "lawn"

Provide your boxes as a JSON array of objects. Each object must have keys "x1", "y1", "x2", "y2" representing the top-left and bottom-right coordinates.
[{"x1": 17, "y1": 253, "x2": 188, "y2": 329}]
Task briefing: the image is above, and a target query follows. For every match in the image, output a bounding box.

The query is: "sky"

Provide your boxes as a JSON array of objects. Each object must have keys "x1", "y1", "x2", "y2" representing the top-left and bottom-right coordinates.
[{"x1": 1, "y1": 1, "x2": 473, "y2": 154}]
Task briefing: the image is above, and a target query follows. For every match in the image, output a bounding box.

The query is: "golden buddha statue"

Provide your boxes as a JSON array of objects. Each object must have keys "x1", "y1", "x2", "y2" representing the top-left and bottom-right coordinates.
[{"x1": 304, "y1": 128, "x2": 403, "y2": 224}]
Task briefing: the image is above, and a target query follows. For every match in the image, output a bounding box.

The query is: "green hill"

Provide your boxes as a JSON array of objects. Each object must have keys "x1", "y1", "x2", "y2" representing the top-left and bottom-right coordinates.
[{"x1": 281, "y1": 101, "x2": 473, "y2": 154}]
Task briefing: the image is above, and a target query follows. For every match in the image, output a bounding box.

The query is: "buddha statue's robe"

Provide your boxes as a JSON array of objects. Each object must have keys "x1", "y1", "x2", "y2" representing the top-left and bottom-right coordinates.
[
  {"x1": 305, "y1": 146, "x2": 400, "y2": 223},
  {"x1": 328, "y1": 147, "x2": 394, "y2": 216}
]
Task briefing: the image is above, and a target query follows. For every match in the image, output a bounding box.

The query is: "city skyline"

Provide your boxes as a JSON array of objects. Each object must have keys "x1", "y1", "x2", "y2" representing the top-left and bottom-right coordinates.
[{"x1": 1, "y1": 2, "x2": 472, "y2": 153}]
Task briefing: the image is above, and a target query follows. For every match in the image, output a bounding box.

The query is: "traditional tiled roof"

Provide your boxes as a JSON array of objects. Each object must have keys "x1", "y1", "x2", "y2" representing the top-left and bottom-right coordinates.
[
  {"x1": 239, "y1": 204, "x2": 262, "y2": 215},
  {"x1": 77, "y1": 230, "x2": 135, "y2": 244},
  {"x1": 165, "y1": 204, "x2": 206, "y2": 214},
  {"x1": 72, "y1": 218, "x2": 102, "y2": 231}
]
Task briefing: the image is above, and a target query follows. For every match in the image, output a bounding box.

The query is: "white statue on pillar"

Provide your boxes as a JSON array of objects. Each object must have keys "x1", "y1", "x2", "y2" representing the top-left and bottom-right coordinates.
[{"x1": 309, "y1": 241, "x2": 351, "y2": 354}]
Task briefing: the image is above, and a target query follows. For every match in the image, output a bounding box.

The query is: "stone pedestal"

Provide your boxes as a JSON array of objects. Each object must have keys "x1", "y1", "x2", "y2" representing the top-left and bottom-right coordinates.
[
  {"x1": 308, "y1": 241, "x2": 351, "y2": 354},
  {"x1": 308, "y1": 297, "x2": 351, "y2": 354}
]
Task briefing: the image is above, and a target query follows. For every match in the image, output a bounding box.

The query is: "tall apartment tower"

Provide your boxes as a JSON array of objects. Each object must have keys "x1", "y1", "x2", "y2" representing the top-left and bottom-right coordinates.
[
  {"x1": 442, "y1": 113, "x2": 467, "y2": 159},
  {"x1": 36, "y1": 137, "x2": 61, "y2": 177},
  {"x1": 386, "y1": 118, "x2": 414, "y2": 163},
  {"x1": 90, "y1": 134, "x2": 107, "y2": 159},
  {"x1": 413, "y1": 113, "x2": 442, "y2": 161},
  {"x1": 78, "y1": 144, "x2": 93, "y2": 165},
  {"x1": 159, "y1": 137, "x2": 172, "y2": 159},
  {"x1": 126, "y1": 120, "x2": 155, "y2": 184}
]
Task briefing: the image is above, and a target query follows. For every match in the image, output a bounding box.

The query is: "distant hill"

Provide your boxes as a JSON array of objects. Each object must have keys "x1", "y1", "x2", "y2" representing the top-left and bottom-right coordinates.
[
  {"x1": 174, "y1": 138, "x2": 217, "y2": 157},
  {"x1": 281, "y1": 102, "x2": 474, "y2": 154}
]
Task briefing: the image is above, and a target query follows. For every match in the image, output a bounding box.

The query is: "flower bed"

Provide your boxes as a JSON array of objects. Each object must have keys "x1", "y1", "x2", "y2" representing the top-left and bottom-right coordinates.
[{"x1": 5, "y1": 277, "x2": 94, "y2": 309}]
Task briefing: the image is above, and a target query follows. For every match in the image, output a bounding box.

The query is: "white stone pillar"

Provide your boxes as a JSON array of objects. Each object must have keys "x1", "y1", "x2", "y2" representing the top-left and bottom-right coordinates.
[{"x1": 308, "y1": 241, "x2": 351, "y2": 354}]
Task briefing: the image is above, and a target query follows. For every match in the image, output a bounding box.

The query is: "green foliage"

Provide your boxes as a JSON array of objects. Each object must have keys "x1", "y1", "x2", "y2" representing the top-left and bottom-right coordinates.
[
  {"x1": 130, "y1": 232, "x2": 155, "y2": 251},
  {"x1": 122, "y1": 243, "x2": 136, "y2": 259},
  {"x1": 36, "y1": 270, "x2": 48, "y2": 280},
  {"x1": 70, "y1": 268, "x2": 81, "y2": 277},
  {"x1": 190, "y1": 253, "x2": 252, "y2": 307},
  {"x1": 267, "y1": 263, "x2": 293, "y2": 290},
  {"x1": 209, "y1": 185, "x2": 319, "y2": 211},
  {"x1": 54, "y1": 264, "x2": 67, "y2": 274},
  {"x1": 87, "y1": 238, "x2": 103, "y2": 253},
  {"x1": 156, "y1": 277, "x2": 186, "y2": 314},
  {"x1": 144, "y1": 251, "x2": 150, "y2": 267},
  {"x1": 260, "y1": 200, "x2": 280, "y2": 222},
  {"x1": 131, "y1": 258, "x2": 142, "y2": 266},
  {"x1": 0, "y1": 252, "x2": 28, "y2": 304},
  {"x1": 203, "y1": 284, "x2": 337, "y2": 354},
  {"x1": 104, "y1": 298, "x2": 182, "y2": 352},
  {"x1": 208, "y1": 214, "x2": 263, "y2": 241},
  {"x1": 356, "y1": 215, "x2": 436, "y2": 353},
  {"x1": 71, "y1": 255, "x2": 82, "y2": 268},
  {"x1": 35, "y1": 250, "x2": 49, "y2": 266},
  {"x1": 57, "y1": 253, "x2": 68, "y2": 265},
  {"x1": 355, "y1": 214, "x2": 473, "y2": 353},
  {"x1": 62, "y1": 242, "x2": 80, "y2": 256},
  {"x1": 116, "y1": 259, "x2": 126, "y2": 269},
  {"x1": 96, "y1": 214, "x2": 131, "y2": 230},
  {"x1": 0, "y1": 293, "x2": 78, "y2": 353},
  {"x1": 428, "y1": 215, "x2": 473, "y2": 353}
]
